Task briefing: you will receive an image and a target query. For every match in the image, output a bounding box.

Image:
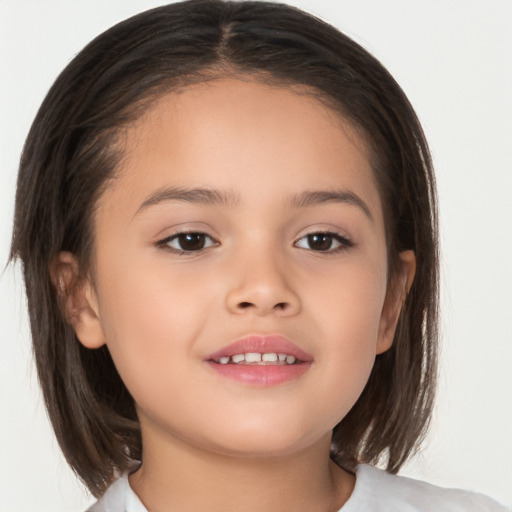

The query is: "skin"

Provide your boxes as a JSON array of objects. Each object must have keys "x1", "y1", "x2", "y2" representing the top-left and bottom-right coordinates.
[{"x1": 57, "y1": 78, "x2": 415, "y2": 512}]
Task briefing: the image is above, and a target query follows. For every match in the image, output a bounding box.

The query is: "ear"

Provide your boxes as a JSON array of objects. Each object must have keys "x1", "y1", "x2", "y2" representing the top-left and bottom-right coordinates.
[
  {"x1": 376, "y1": 250, "x2": 416, "y2": 355},
  {"x1": 50, "y1": 251, "x2": 106, "y2": 349}
]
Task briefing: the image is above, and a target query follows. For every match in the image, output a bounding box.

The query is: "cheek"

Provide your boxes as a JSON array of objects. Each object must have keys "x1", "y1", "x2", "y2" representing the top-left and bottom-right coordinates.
[
  {"x1": 92, "y1": 248, "x2": 218, "y2": 398},
  {"x1": 302, "y1": 258, "x2": 388, "y2": 417},
  {"x1": 304, "y1": 251, "x2": 387, "y2": 340}
]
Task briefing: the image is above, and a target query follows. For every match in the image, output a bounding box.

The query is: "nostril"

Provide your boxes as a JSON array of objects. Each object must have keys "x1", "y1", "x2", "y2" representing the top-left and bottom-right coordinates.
[
  {"x1": 238, "y1": 301, "x2": 288, "y2": 310},
  {"x1": 232, "y1": 298, "x2": 296, "y2": 315}
]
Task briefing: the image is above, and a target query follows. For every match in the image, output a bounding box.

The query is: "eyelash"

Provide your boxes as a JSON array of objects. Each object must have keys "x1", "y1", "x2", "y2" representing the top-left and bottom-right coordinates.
[
  {"x1": 156, "y1": 230, "x2": 354, "y2": 255},
  {"x1": 156, "y1": 231, "x2": 219, "y2": 256},
  {"x1": 295, "y1": 231, "x2": 354, "y2": 253}
]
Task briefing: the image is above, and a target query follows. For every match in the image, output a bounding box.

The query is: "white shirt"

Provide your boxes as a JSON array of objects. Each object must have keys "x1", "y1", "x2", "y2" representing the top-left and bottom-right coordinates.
[{"x1": 86, "y1": 464, "x2": 510, "y2": 512}]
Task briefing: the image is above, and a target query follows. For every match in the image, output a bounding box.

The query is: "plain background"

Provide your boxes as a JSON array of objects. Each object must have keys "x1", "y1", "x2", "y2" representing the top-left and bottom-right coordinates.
[{"x1": 1, "y1": 1, "x2": 511, "y2": 510}]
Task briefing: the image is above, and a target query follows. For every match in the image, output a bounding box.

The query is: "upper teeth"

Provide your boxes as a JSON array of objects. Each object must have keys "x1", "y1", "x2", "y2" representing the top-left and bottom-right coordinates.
[{"x1": 217, "y1": 353, "x2": 297, "y2": 365}]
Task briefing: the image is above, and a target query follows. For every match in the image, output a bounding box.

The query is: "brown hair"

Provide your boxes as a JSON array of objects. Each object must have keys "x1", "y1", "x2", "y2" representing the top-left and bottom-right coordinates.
[{"x1": 10, "y1": 0, "x2": 438, "y2": 497}]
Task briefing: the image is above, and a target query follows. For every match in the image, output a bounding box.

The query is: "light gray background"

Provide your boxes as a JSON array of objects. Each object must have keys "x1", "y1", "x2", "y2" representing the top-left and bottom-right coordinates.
[{"x1": 1, "y1": 1, "x2": 511, "y2": 510}]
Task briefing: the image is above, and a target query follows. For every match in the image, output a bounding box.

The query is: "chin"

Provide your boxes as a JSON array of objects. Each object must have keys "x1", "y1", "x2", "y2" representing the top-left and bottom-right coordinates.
[{"x1": 197, "y1": 420, "x2": 329, "y2": 459}]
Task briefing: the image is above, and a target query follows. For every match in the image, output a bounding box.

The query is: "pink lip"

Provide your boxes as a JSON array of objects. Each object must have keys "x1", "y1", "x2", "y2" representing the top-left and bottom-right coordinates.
[{"x1": 206, "y1": 335, "x2": 313, "y2": 387}]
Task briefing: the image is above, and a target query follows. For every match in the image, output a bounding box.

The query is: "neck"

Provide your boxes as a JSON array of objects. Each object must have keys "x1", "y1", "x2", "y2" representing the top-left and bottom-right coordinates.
[{"x1": 129, "y1": 427, "x2": 355, "y2": 512}]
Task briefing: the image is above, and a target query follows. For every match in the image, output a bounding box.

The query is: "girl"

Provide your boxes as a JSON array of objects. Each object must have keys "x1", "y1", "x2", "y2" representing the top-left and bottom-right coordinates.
[{"x1": 4, "y1": 0, "x2": 511, "y2": 510}]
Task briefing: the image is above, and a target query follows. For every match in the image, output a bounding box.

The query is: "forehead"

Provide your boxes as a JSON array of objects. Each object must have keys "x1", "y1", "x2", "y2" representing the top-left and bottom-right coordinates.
[
  {"x1": 100, "y1": 78, "x2": 382, "y2": 222},
  {"x1": 129, "y1": 77, "x2": 368, "y2": 161}
]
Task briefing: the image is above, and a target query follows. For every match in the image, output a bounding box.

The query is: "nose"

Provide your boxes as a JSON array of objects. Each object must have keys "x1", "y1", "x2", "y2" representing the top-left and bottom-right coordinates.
[{"x1": 225, "y1": 250, "x2": 301, "y2": 317}]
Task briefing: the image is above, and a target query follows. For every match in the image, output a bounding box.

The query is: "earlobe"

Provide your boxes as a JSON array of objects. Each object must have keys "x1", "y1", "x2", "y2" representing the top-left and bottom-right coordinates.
[
  {"x1": 376, "y1": 250, "x2": 416, "y2": 354},
  {"x1": 50, "y1": 252, "x2": 106, "y2": 349}
]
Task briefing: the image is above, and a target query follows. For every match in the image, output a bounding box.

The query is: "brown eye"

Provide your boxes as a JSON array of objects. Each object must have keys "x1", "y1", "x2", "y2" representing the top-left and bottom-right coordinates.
[
  {"x1": 164, "y1": 232, "x2": 217, "y2": 252},
  {"x1": 306, "y1": 233, "x2": 333, "y2": 251},
  {"x1": 295, "y1": 232, "x2": 353, "y2": 252}
]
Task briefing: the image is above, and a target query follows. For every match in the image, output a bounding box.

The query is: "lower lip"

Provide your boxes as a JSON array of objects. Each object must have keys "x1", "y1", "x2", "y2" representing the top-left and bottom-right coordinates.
[{"x1": 206, "y1": 361, "x2": 312, "y2": 386}]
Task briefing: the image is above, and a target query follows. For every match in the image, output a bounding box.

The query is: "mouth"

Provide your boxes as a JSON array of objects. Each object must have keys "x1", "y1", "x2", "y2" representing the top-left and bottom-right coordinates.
[{"x1": 206, "y1": 335, "x2": 312, "y2": 386}]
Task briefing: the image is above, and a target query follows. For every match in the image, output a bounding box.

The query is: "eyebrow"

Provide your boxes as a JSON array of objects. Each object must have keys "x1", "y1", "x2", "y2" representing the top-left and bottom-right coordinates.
[
  {"x1": 136, "y1": 186, "x2": 373, "y2": 221},
  {"x1": 289, "y1": 189, "x2": 373, "y2": 221},
  {"x1": 136, "y1": 186, "x2": 240, "y2": 214}
]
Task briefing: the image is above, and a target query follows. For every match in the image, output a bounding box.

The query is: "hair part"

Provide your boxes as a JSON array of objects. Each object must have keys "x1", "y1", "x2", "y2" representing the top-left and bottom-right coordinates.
[{"x1": 11, "y1": 0, "x2": 438, "y2": 496}]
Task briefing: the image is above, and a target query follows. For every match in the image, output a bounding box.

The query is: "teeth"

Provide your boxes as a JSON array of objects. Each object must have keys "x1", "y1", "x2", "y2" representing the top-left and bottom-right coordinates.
[
  {"x1": 245, "y1": 352, "x2": 262, "y2": 363},
  {"x1": 217, "y1": 352, "x2": 299, "y2": 365},
  {"x1": 231, "y1": 354, "x2": 245, "y2": 363}
]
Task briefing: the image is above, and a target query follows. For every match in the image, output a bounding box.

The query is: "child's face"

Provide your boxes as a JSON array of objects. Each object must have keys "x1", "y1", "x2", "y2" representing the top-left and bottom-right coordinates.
[{"x1": 71, "y1": 78, "x2": 412, "y2": 458}]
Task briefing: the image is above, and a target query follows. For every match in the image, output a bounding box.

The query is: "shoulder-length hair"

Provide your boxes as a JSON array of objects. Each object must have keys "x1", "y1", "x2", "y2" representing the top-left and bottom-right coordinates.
[{"x1": 11, "y1": 0, "x2": 438, "y2": 497}]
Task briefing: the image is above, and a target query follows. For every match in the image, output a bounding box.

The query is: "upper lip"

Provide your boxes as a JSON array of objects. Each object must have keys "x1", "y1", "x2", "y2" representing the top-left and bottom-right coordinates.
[{"x1": 206, "y1": 334, "x2": 313, "y2": 362}]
